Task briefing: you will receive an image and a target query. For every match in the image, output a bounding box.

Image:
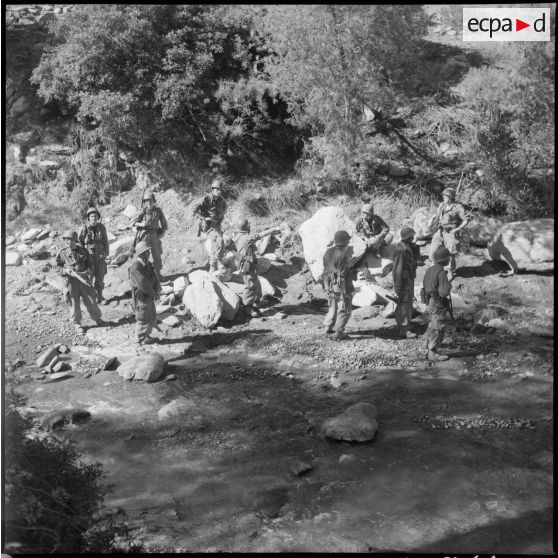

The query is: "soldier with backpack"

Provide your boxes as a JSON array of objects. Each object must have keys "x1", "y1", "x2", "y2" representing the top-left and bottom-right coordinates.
[{"x1": 322, "y1": 230, "x2": 355, "y2": 340}]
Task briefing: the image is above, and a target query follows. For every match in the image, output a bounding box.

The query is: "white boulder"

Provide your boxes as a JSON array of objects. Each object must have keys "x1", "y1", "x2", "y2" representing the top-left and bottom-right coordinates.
[
  {"x1": 299, "y1": 206, "x2": 367, "y2": 280},
  {"x1": 409, "y1": 207, "x2": 437, "y2": 240},
  {"x1": 488, "y1": 218, "x2": 554, "y2": 272},
  {"x1": 188, "y1": 269, "x2": 211, "y2": 285},
  {"x1": 122, "y1": 204, "x2": 138, "y2": 219},
  {"x1": 162, "y1": 315, "x2": 181, "y2": 327},
  {"x1": 212, "y1": 281, "x2": 241, "y2": 321},
  {"x1": 259, "y1": 276, "x2": 276, "y2": 298},
  {"x1": 22, "y1": 228, "x2": 41, "y2": 242},
  {"x1": 107, "y1": 235, "x2": 134, "y2": 262},
  {"x1": 351, "y1": 280, "x2": 378, "y2": 307},
  {"x1": 182, "y1": 278, "x2": 224, "y2": 328},
  {"x1": 118, "y1": 353, "x2": 165, "y2": 382},
  {"x1": 173, "y1": 276, "x2": 189, "y2": 298},
  {"x1": 6, "y1": 252, "x2": 22, "y2": 266}
]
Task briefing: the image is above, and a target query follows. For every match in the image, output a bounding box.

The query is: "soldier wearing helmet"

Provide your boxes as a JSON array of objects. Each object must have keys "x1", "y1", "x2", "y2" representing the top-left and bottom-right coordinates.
[
  {"x1": 229, "y1": 218, "x2": 280, "y2": 318},
  {"x1": 355, "y1": 202, "x2": 393, "y2": 256},
  {"x1": 322, "y1": 230, "x2": 355, "y2": 340},
  {"x1": 421, "y1": 246, "x2": 452, "y2": 362},
  {"x1": 78, "y1": 207, "x2": 110, "y2": 303},
  {"x1": 429, "y1": 186, "x2": 470, "y2": 281},
  {"x1": 194, "y1": 179, "x2": 228, "y2": 273},
  {"x1": 133, "y1": 190, "x2": 168, "y2": 281},
  {"x1": 55, "y1": 229, "x2": 105, "y2": 334},
  {"x1": 129, "y1": 240, "x2": 161, "y2": 352},
  {"x1": 391, "y1": 226, "x2": 420, "y2": 339}
]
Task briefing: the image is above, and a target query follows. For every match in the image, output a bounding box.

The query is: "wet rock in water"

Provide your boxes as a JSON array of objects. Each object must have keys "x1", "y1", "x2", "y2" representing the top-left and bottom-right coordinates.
[
  {"x1": 41, "y1": 408, "x2": 91, "y2": 430},
  {"x1": 118, "y1": 352, "x2": 165, "y2": 382},
  {"x1": 104, "y1": 356, "x2": 119, "y2": 370},
  {"x1": 289, "y1": 460, "x2": 315, "y2": 476},
  {"x1": 173, "y1": 275, "x2": 189, "y2": 298},
  {"x1": 6, "y1": 252, "x2": 22, "y2": 266},
  {"x1": 36, "y1": 345, "x2": 60, "y2": 368},
  {"x1": 322, "y1": 402, "x2": 379, "y2": 442},
  {"x1": 183, "y1": 279, "x2": 224, "y2": 328},
  {"x1": 488, "y1": 218, "x2": 554, "y2": 272},
  {"x1": 299, "y1": 206, "x2": 367, "y2": 280}
]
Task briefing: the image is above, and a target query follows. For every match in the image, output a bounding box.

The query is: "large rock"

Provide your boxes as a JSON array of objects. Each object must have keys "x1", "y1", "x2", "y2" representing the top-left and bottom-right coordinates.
[
  {"x1": 37, "y1": 345, "x2": 60, "y2": 368},
  {"x1": 107, "y1": 235, "x2": 134, "y2": 262},
  {"x1": 117, "y1": 353, "x2": 165, "y2": 382},
  {"x1": 299, "y1": 206, "x2": 367, "y2": 280},
  {"x1": 351, "y1": 280, "x2": 378, "y2": 307},
  {"x1": 173, "y1": 276, "x2": 189, "y2": 298},
  {"x1": 22, "y1": 228, "x2": 41, "y2": 242},
  {"x1": 257, "y1": 257, "x2": 272, "y2": 274},
  {"x1": 213, "y1": 281, "x2": 241, "y2": 321},
  {"x1": 6, "y1": 252, "x2": 22, "y2": 266},
  {"x1": 189, "y1": 269, "x2": 211, "y2": 285},
  {"x1": 409, "y1": 207, "x2": 437, "y2": 240},
  {"x1": 467, "y1": 216, "x2": 505, "y2": 247},
  {"x1": 322, "y1": 402, "x2": 379, "y2": 442},
  {"x1": 488, "y1": 219, "x2": 554, "y2": 272},
  {"x1": 259, "y1": 276, "x2": 276, "y2": 298},
  {"x1": 183, "y1": 279, "x2": 224, "y2": 328},
  {"x1": 122, "y1": 204, "x2": 138, "y2": 219}
]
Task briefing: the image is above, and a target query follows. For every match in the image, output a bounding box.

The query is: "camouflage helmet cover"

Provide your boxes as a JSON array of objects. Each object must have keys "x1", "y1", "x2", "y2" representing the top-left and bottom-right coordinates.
[
  {"x1": 135, "y1": 240, "x2": 151, "y2": 255},
  {"x1": 333, "y1": 230, "x2": 351, "y2": 246}
]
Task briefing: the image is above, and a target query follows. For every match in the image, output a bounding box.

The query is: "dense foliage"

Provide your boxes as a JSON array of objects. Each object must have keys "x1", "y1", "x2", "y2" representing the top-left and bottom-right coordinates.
[{"x1": 3, "y1": 391, "x2": 141, "y2": 553}]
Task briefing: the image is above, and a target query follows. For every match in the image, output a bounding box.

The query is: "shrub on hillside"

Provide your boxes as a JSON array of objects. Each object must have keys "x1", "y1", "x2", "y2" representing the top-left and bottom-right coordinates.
[{"x1": 3, "y1": 390, "x2": 141, "y2": 554}]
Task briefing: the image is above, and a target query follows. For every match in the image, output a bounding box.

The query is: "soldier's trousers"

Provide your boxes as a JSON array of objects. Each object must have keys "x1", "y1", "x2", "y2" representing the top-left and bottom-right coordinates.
[
  {"x1": 429, "y1": 230, "x2": 458, "y2": 271},
  {"x1": 205, "y1": 229, "x2": 224, "y2": 272},
  {"x1": 241, "y1": 273, "x2": 262, "y2": 308},
  {"x1": 324, "y1": 292, "x2": 352, "y2": 333},
  {"x1": 135, "y1": 298, "x2": 156, "y2": 342},
  {"x1": 89, "y1": 251, "x2": 107, "y2": 299},
  {"x1": 395, "y1": 280, "x2": 414, "y2": 331},
  {"x1": 144, "y1": 230, "x2": 163, "y2": 279},
  {"x1": 424, "y1": 307, "x2": 447, "y2": 352},
  {"x1": 68, "y1": 277, "x2": 102, "y2": 325}
]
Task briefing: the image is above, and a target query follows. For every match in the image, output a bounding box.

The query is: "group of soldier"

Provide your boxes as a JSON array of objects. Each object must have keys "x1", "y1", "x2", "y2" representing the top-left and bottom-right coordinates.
[
  {"x1": 323, "y1": 186, "x2": 469, "y2": 362},
  {"x1": 54, "y1": 180, "x2": 469, "y2": 358}
]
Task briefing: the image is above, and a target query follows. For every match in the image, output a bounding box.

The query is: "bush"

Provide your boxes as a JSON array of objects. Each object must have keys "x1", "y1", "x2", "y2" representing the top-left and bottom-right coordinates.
[{"x1": 3, "y1": 390, "x2": 141, "y2": 554}]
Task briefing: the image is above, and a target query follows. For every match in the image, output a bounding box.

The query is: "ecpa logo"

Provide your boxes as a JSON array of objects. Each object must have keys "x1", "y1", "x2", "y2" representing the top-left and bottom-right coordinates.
[{"x1": 463, "y1": 7, "x2": 550, "y2": 41}]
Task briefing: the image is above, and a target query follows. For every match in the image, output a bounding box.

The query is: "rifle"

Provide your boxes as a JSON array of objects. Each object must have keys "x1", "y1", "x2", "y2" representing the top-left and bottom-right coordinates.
[{"x1": 65, "y1": 268, "x2": 93, "y2": 288}]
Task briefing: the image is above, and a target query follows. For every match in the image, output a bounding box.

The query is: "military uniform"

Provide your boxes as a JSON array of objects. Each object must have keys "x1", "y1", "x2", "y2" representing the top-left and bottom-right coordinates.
[
  {"x1": 356, "y1": 213, "x2": 392, "y2": 253},
  {"x1": 133, "y1": 206, "x2": 168, "y2": 279},
  {"x1": 230, "y1": 230, "x2": 263, "y2": 312},
  {"x1": 78, "y1": 221, "x2": 109, "y2": 301},
  {"x1": 392, "y1": 239, "x2": 420, "y2": 336},
  {"x1": 55, "y1": 244, "x2": 102, "y2": 327},
  {"x1": 195, "y1": 193, "x2": 227, "y2": 272},
  {"x1": 322, "y1": 244, "x2": 354, "y2": 336},
  {"x1": 129, "y1": 255, "x2": 161, "y2": 344},
  {"x1": 429, "y1": 201, "x2": 469, "y2": 273},
  {"x1": 422, "y1": 262, "x2": 452, "y2": 357}
]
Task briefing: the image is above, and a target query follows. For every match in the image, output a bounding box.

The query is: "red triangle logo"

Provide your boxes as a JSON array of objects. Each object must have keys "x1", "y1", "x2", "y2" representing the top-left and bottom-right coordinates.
[{"x1": 516, "y1": 19, "x2": 530, "y2": 31}]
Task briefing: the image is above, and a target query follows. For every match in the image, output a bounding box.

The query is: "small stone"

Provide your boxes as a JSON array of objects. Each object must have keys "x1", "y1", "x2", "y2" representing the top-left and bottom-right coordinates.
[
  {"x1": 36, "y1": 345, "x2": 60, "y2": 368},
  {"x1": 44, "y1": 371, "x2": 73, "y2": 383},
  {"x1": 289, "y1": 461, "x2": 315, "y2": 476},
  {"x1": 103, "y1": 356, "x2": 120, "y2": 371},
  {"x1": 162, "y1": 315, "x2": 181, "y2": 327},
  {"x1": 339, "y1": 454, "x2": 356, "y2": 464}
]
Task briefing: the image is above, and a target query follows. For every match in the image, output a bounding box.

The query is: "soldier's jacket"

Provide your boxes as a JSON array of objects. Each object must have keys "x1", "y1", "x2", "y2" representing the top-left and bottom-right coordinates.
[
  {"x1": 230, "y1": 231, "x2": 260, "y2": 275},
  {"x1": 422, "y1": 263, "x2": 451, "y2": 308},
  {"x1": 55, "y1": 245, "x2": 92, "y2": 277},
  {"x1": 391, "y1": 241, "x2": 420, "y2": 292},
  {"x1": 434, "y1": 201, "x2": 468, "y2": 231},
  {"x1": 129, "y1": 257, "x2": 161, "y2": 306},
  {"x1": 194, "y1": 194, "x2": 227, "y2": 230},
  {"x1": 78, "y1": 222, "x2": 109, "y2": 256},
  {"x1": 323, "y1": 245, "x2": 354, "y2": 295},
  {"x1": 134, "y1": 206, "x2": 168, "y2": 232},
  {"x1": 356, "y1": 214, "x2": 389, "y2": 239}
]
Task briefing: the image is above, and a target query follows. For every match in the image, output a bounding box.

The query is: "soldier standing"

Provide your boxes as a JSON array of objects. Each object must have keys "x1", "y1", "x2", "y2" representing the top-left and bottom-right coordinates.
[
  {"x1": 230, "y1": 218, "x2": 280, "y2": 318},
  {"x1": 429, "y1": 187, "x2": 470, "y2": 281},
  {"x1": 194, "y1": 180, "x2": 227, "y2": 273},
  {"x1": 422, "y1": 246, "x2": 452, "y2": 362},
  {"x1": 133, "y1": 190, "x2": 168, "y2": 281},
  {"x1": 356, "y1": 203, "x2": 393, "y2": 256},
  {"x1": 129, "y1": 240, "x2": 161, "y2": 352},
  {"x1": 392, "y1": 226, "x2": 420, "y2": 339},
  {"x1": 55, "y1": 230, "x2": 106, "y2": 335},
  {"x1": 322, "y1": 230, "x2": 354, "y2": 340},
  {"x1": 78, "y1": 207, "x2": 109, "y2": 303}
]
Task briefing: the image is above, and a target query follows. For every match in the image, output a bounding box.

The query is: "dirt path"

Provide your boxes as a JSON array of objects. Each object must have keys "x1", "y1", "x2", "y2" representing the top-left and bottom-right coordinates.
[{"x1": 4, "y1": 244, "x2": 554, "y2": 553}]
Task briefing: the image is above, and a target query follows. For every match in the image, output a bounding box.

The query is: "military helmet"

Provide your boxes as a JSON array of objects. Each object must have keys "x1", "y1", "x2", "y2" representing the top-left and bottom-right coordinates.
[
  {"x1": 400, "y1": 226, "x2": 416, "y2": 241},
  {"x1": 86, "y1": 207, "x2": 101, "y2": 218},
  {"x1": 135, "y1": 240, "x2": 151, "y2": 256},
  {"x1": 442, "y1": 187, "x2": 456, "y2": 199},
  {"x1": 62, "y1": 229, "x2": 77, "y2": 241},
  {"x1": 143, "y1": 190, "x2": 156, "y2": 202},
  {"x1": 361, "y1": 203, "x2": 374, "y2": 214},
  {"x1": 211, "y1": 179, "x2": 222, "y2": 191},
  {"x1": 433, "y1": 246, "x2": 451, "y2": 264},
  {"x1": 236, "y1": 218, "x2": 250, "y2": 232},
  {"x1": 333, "y1": 230, "x2": 351, "y2": 246}
]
